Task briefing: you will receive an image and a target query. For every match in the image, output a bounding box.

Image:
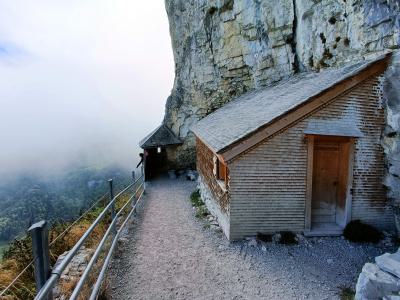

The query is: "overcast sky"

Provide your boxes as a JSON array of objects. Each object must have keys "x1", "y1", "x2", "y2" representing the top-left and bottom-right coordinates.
[{"x1": 0, "y1": 1, "x2": 174, "y2": 176}]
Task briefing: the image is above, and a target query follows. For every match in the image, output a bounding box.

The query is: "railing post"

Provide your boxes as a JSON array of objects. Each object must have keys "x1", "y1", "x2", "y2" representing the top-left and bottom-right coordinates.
[
  {"x1": 108, "y1": 179, "x2": 117, "y2": 235},
  {"x1": 142, "y1": 152, "x2": 146, "y2": 189},
  {"x1": 28, "y1": 220, "x2": 52, "y2": 300},
  {"x1": 132, "y1": 171, "x2": 137, "y2": 215}
]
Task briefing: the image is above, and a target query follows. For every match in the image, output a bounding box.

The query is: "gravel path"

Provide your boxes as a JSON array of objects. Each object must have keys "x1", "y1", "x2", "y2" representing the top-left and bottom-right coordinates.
[{"x1": 109, "y1": 178, "x2": 394, "y2": 300}]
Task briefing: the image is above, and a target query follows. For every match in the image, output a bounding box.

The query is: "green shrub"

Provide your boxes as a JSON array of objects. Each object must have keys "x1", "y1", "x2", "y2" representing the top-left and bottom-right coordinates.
[
  {"x1": 344, "y1": 220, "x2": 381, "y2": 243},
  {"x1": 195, "y1": 206, "x2": 209, "y2": 219},
  {"x1": 339, "y1": 287, "x2": 355, "y2": 300},
  {"x1": 256, "y1": 232, "x2": 272, "y2": 242},
  {"x1": 279, "y1": 231, "x2": 298, "y2": 245},
  {"x1": 190, "y1": 190, "x2": 203, "y2": 208}
]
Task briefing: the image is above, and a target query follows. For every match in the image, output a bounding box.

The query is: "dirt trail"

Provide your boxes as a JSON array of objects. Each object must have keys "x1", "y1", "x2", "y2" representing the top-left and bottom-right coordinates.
[{"x1": 109, "y1": 178, "x2": 390, "y2": 300}]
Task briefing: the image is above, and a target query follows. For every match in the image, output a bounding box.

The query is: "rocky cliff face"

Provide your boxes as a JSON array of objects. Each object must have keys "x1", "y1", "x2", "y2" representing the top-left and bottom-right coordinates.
[
  {"x1": 163, "y1": 0, "x2": 399, "y2": 203},
  {"x1": 383, "y1": 51, "x2": 400, "y2": 223},
  {"x1": 163, "y1": 0, "x2": 399, "y2": 165}
]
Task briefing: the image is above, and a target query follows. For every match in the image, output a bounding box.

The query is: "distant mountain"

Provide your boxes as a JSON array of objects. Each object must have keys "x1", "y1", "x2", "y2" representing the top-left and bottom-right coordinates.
[{"x1": 0, "y1": 165, "x2": 131, "y2": 243}]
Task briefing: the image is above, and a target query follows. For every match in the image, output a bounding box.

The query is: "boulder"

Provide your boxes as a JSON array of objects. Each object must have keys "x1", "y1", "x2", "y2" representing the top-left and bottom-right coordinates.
[
  {"x1": 272, "y1": 233, "x2": 281, "y2": 243},
  {"x1": 207, "y1": 215, "x2": 216, "y2": 222},
  {"x1": 186, "y1": 170, "x2": 198, "y2": 181},
  {"x1": 376, "y1": 250, "x2": 400, "y2": 279},
  {"x1": 355, "y1": 263, "x2": 400, "y2": 300},
  {"x1": 248, "y1": 239, "x2": 257, "y2": 247},
  {"x1": 295, "y1": 233, "x2": 305, "y2": 243},
  {"x1": 383, "y1": 295, "x2": 400, "y2": 300}
]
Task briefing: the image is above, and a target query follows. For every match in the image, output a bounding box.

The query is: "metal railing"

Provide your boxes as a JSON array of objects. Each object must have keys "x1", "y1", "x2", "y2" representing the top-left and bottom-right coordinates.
[
  {"x1": 35, "y1": 172, "x2": 145, "y2": 300},
  {"x1": 1, "y1": 169, "x2": 145, "y2": 300},
  {"x1": 0, "y1": 192, "x2": 110, "y2": 299}
]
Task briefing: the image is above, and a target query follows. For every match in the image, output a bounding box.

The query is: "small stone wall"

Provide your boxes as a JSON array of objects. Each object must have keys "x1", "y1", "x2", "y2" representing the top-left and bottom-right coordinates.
[
  {"x1": 355, "y1": 248, "x2": 400, "y2": 299},
  {"x1": 198, "y1": 175, "x2": 230, "y2": 239},
  {"x1": 52, "y1": 246, "x2": 94, "y2": 299}
]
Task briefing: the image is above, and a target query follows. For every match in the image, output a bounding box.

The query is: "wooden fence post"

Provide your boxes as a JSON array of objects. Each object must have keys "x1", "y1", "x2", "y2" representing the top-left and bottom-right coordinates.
[
  {"x1": 28, "y1": 220, "x2": 52, "y2": 300},
  {"x1": 108, "y1": 179, "x2": 117, "y2": 235}
]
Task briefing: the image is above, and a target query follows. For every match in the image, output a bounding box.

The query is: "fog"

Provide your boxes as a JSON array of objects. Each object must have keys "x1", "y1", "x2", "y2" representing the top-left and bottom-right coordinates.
[{"x1": 0, "y1": 1, "x2": 174, "y2": 178}]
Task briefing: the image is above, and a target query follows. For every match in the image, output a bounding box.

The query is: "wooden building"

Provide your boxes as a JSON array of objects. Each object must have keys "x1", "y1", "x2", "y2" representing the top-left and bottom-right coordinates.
[
  {"x1": 192, "y1": 53, "x2": 394, "y2": 240},
  {"x1": 140, "y1": 124, "x2": 182, "y2": 179}
]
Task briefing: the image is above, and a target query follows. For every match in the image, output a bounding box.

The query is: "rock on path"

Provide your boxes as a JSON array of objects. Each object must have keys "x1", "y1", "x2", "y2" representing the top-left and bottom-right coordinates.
[{"x1": 109, "y1": 178, "x2": 394, "y2": 300}]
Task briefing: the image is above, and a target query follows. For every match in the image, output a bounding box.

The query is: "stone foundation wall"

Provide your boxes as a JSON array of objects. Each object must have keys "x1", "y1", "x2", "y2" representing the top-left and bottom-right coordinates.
[{"x1": 198, "y1": 175, "x2": 230, "y2": 239}]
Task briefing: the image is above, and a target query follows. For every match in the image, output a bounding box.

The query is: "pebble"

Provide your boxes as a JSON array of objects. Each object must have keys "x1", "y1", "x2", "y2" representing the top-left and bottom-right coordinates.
[{"x1": 248, "y1": 239, "x2": 258, "y2": 247}]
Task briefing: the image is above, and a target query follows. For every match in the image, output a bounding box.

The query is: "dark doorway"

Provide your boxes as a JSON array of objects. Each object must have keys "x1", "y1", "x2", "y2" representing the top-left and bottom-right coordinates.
[{"x1": 144, "y1": 147, "x2": 167, "y2": 180}]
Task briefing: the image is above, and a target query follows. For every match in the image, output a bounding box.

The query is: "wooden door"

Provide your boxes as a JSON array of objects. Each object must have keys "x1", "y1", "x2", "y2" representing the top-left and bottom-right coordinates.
[{"x1": 312, "y1": 142, "x2": 340, "y2": 223}]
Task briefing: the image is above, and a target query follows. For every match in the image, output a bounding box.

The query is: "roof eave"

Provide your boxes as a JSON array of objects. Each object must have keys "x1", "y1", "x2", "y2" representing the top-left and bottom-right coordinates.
[
  {"x1": 140, "y1": 141, "x2": 183, "y2": 149},
  {"x1": 139, "y1": 124, "x2": 182, "y2": 149}
]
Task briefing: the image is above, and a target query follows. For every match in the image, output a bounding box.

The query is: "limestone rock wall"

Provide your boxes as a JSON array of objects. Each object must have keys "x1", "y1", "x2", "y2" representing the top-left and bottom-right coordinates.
[
  {"x1": 383, "y1": 51, "x2": 400, "y2": 230},
  {"x1": 164, "y1": 0, "x2": 296, "y2": 165},
  {"x1": 163, "y1": 0, "x2": 400, "y2": 168}
]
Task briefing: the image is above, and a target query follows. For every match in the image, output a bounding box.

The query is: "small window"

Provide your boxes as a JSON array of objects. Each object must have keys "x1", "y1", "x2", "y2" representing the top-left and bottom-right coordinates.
[
  {"x1": 213, "y1": 156, "x2": 228, "y2": 186},
  {"x1": 157, "y1": 147, "x2": 162, "y2": 153},
  {"x1": 217, "y1": 160, "x2": 226, "y2": 181}
]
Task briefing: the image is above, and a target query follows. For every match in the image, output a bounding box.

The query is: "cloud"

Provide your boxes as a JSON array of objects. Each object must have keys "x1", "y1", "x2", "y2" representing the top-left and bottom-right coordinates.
[
  {"x1": 0, "y1": 41, "x2": 29, "y2": 66},
  {"x1": 0, "y1": 1, "x2": 174, "y2": 176},
  {"x1": 0, "y1": 45, "x2": 8, "y2": 55}
]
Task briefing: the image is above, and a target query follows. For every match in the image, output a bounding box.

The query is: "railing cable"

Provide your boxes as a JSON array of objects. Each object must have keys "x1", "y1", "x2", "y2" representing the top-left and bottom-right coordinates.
[
  {"x1": 35, "y1": 176, "x2": 142, "y2": 300},
  {"x1": 0, "y1": 180, "x2": 135, "y2": 298},
  {"x1": 90, "y1": 185, "x2": 145, "y2": 300},
  {"x1": 49, "y1": 192, "x2": 108, "y2": 246}
]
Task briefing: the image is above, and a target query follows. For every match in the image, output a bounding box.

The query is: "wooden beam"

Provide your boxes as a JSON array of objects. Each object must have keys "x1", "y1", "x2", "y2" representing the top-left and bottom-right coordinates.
[
  {"x1": 344, "y1": 139, "x2": 355, "y2": 226},
  {"x1": 304, "y1": 135, "x2": 314, "y2": 232}
]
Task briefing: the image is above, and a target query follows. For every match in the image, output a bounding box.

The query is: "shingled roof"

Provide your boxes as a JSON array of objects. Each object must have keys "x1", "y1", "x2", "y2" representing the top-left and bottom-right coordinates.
[
  {"x1": 140, "y1": 124, "x2": 182, "y2": 149},
  {"x1": 191, "y1": 54, "x2": 389, "y2": 155}
]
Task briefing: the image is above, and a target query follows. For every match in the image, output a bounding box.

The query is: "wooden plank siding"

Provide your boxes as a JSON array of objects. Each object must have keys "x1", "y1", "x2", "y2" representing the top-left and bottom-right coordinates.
[
  {"x1": 228, "y1": 75, "x2": 393, "y2": 240},
  {"x1": 196, "y1": 138, "x2": 230, "y2": 213}
]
